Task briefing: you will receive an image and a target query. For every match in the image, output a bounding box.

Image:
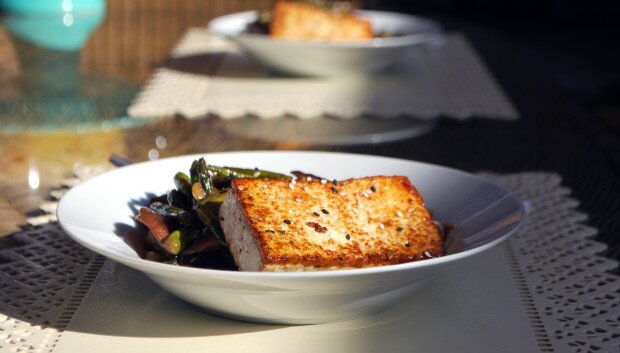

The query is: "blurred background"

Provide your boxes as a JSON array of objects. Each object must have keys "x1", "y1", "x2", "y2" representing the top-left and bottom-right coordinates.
[
  {"x1": 1, "y1": 0, "x2": 617, "y2": 135},
  {"x1": 374, "y1": 0, "x2": 620, "y2": 137}
]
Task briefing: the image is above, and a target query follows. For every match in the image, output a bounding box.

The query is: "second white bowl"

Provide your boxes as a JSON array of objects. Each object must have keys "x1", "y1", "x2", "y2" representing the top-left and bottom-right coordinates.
[{"x1": 208, "y1": 10, "x2": 444, "y2": 77}]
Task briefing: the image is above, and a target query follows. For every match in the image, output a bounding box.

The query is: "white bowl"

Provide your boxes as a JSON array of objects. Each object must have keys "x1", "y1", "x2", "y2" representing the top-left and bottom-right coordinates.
[
  {"x1": 208, "y1": 10, "x2": 443, "y2": 77},
  {"x1": 57, "y1": 151, "x2": 525, "y2": 324}
]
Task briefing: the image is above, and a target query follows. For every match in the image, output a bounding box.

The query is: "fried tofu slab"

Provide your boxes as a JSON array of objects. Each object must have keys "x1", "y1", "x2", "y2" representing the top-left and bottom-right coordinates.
[
  {"x1": 219, "y1": 176, "x2": 445, "y2": 271},
  {"x1": 269, "y1": 1, "x2": 373, "y2": 41}
]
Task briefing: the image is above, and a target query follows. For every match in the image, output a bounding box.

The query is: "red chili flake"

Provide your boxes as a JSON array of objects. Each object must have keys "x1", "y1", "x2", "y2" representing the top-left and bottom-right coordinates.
[{"x1": 306, "y1": 222, "x2": 327, "y2": 233}]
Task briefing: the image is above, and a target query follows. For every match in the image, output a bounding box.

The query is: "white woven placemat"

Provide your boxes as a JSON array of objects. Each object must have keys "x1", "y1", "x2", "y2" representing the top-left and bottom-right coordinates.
[
  {"x1": 0, "y1": 172, "x2": 618, "y2": 353},
  {"x1": 128, "y1": 28, "x2": 519, "y2": 120}
]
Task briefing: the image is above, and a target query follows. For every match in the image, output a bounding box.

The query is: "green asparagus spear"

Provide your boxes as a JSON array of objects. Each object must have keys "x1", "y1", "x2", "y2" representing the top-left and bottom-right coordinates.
[
  {"x1": 190, "y1": 158, "x2": 215, "y2": 195},
  {"x1": 207, "y1": 165, "x2": 291, "y2": 180},
  {"x1": 161, "y1": 227, "x2": 201, "y2": 255},
  {"x1": 174, "y1": 172, "x2": 192, "y2": 195}
]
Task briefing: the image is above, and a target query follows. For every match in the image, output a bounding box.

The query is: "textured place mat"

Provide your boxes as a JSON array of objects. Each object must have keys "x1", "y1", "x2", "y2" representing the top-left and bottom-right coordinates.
[
  {"x1": 128, "y1": 28, "x2": 519, "y2": 121},
  {"x1": 0, "y1": 171, "x2": 618, "y2": 352}
]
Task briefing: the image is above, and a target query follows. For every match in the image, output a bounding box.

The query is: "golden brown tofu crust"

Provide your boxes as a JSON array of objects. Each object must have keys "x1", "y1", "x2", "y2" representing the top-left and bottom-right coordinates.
[
  {"x1": 269, "y1": 1, "x2": 373, "y2": 41},
  {"x1": 228, "y1": 176, "x2": 444, "y2": 271}
]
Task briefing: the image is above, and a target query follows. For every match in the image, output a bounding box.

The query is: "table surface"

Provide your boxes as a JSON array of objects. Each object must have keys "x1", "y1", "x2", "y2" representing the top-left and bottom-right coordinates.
[
  {"x1": 0, "y1": 3, "x2": 618, "y2": 268},
  {"x1": 1, "y1": 5, "x2": 619, "y2": 353}
]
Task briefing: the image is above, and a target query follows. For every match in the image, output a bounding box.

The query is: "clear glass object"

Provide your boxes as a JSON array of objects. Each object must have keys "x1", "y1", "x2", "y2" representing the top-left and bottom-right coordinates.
[{"x1": 0, "y1": 0, "x2": 141, "y2": 132}]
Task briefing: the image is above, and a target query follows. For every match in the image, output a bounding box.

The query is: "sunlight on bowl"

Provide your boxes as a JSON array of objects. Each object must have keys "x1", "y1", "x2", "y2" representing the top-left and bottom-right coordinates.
[
  {"x1": 208, "y1": 10, "x2": 444, "y2": 76},
  {"x1": 57, "y1": 151, "x2": 525, "y2": 324}
]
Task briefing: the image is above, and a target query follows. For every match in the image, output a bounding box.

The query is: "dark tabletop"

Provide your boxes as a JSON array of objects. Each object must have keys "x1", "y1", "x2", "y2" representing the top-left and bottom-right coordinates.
[{"x1": 341, "y1": 21, "x2": 620, "y2": 262}]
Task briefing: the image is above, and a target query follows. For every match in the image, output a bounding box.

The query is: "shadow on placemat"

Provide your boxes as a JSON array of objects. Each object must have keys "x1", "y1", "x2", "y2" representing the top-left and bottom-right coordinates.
[
  {"x1": 164, "y1": 52, "x2": 226, "y2": 77},
  {"x1": 68, "y1": 260, "x2": 284, "y2": 336},
  {"x1": 54, "y1": 245, "x2": 541, "y2": 353},
  {"x1": 64, "y1": 259, "x2": 437, "y2": 337}
]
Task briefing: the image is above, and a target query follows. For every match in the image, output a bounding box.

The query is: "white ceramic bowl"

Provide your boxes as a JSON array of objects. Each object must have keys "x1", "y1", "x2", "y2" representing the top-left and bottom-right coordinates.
[
  {"x1": 57, "y1": 151, "x2": 525, "y2": 324},
  {"x1": 208, "y1": 10, "x2": 443, "y2": 76}
]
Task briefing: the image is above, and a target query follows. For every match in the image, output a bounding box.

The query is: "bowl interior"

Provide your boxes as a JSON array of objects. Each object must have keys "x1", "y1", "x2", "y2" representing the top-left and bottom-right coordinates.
[{"x1": 57, "y1": 151, "x2": 524, "y2": 277}]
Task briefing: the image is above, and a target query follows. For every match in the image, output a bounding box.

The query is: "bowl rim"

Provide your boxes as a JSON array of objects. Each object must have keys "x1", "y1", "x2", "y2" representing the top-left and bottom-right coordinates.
[
  {"x1": 57, "y1": 150, "x2": 526, "y2": 280},
  {"x1": 208, "y1": 9, "x2": 444, "y2": 49}
]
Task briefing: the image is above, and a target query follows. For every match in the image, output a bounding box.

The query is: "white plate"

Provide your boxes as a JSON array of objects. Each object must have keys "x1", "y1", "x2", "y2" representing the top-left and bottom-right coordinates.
[
  {"x1": 208, "y1": 10, "x2": 443, "y2": 76},
  {"x1": 57, "y1": 151, "x2": 525, "y2": 324},
  {"x1": 220, "y1": 115, "x2": 436, "y2": 145}
]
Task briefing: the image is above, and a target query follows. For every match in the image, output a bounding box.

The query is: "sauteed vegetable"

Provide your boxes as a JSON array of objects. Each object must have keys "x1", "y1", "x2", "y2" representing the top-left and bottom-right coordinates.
[{"x1": 135, "y1": 158, "x2": 291, "y2": 269}]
